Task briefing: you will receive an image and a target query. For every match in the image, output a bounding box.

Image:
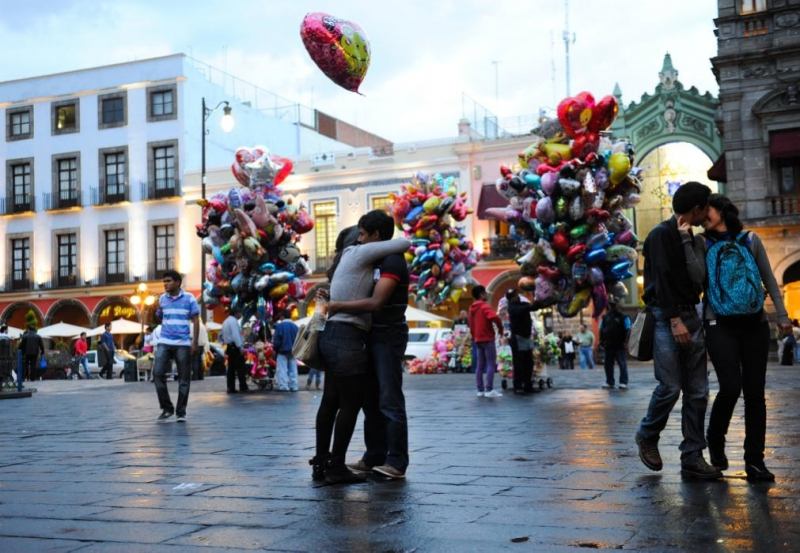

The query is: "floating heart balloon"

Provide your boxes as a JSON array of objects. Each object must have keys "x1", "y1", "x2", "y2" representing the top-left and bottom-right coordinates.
[
  {"x1": 588, "y1": 95, "x2": 619, "y2": 133},
  {"x1": 300, "y1": 12, "x2": 371, "y2": 93},
  {"x1": 557, "y1": 91, "x2": 596, "y2": 138}
]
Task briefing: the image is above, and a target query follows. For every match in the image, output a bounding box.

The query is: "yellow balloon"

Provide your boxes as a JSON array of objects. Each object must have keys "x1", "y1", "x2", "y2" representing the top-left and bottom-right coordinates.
[
  {"x1": 423, "y1": 196, "x2": 440, "y2": 213},
  {"x1": 450, "y1": 288, "x2": 463, "y2": 303},
  {"x1": 404, "y1": 251, "x2": 414, "y2": 263},
  {"x1": 415, "y1": 229, "x2": 427, "y2": 238},
  {"x1": 542, "y1": 143, "x2": 572, "y2": 164},
  {"x1": 608, "y1": 152, "x2": 631, "y2": 185},
  {"x1": 269, "y1": 284, "x2": 289, "y2": 299}
]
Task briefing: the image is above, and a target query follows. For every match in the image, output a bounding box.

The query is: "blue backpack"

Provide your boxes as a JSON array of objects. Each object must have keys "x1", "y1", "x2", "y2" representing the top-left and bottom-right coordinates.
[{"x1": 705, "y1": 231, "x2": 764, "y2": 316}]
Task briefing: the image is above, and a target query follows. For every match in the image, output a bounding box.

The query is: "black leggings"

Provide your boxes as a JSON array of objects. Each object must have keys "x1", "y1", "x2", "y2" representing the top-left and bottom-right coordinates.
[{"x1": 315, "y1": 372, "x2": 368, "y2": 461}]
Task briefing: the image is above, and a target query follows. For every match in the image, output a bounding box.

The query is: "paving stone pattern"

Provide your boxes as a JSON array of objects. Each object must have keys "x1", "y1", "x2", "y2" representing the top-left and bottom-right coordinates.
[{"x1": 1, "y1": 363, "x2": 798, "y2": 552}]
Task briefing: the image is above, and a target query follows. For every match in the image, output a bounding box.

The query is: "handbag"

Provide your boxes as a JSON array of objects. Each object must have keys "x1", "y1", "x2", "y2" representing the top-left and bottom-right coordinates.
[
  {"x1": 628, "y1": 309, "x2": 655, "y2": 361},
  {"x1": 39, "y1": 356, "x2": 48, "y2": 370},
  {"x1": 292, "y1": 312, "x2": 326, "y2": 368}
]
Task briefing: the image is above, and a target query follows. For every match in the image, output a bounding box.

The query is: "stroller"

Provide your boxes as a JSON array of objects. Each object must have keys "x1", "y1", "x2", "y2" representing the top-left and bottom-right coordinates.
[{"x1": 245, "y1": 341, "x2": 276, "y2": 391}]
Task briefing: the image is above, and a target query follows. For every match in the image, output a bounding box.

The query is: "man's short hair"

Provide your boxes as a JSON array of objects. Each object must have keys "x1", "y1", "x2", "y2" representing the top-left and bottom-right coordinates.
[
  {"x1": 80, "y1": 332, "x2": 86, "y2": 337},
  {"x1": 505, "y1": 288, "x2": 518, "y2": 301},
  {"x1": 672, "y1": 181, "x2": 711, "y2": 214},
  {"x1": 104, "y1": 322, "x2": 111, "y2": 329},
  {"x1": 162, "y1": 269, "x2": 183, "y2": 283},
  {"x1": 472, "y1": 285, "x2": 487, "y2": 300},
  {"x1": 0, "y1": 325, "x2": 6, "y2": 333},
  {"x1": 357, "y1": 210, "x2": 394, "y2": 241}
]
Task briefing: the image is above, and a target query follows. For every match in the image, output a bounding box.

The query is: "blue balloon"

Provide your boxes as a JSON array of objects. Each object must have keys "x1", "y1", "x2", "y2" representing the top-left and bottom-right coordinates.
[
  {"x1": 584, "y1": 248, "x2": 607, "y2": 264},
  {"x1": 404, "y1": 205, "x2": 424, "y2": 223}
]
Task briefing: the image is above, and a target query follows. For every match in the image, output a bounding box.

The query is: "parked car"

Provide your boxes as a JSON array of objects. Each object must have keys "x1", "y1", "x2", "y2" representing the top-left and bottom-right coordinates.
[
  {"x1": 85, "y1": 349, "x2": 136, "y2": 378},
  {"x1": 404, "y1": 328, "x2": 453, "y2": 361}
]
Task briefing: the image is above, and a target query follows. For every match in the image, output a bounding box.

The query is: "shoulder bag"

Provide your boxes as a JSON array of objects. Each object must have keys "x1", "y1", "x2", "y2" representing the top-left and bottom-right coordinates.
[
  {"x1": 628, "y1": 309, "x2": 655, "y2": 361},
  {"x1": 292, "y1": 312, "x2": 326, "y2": 368}
]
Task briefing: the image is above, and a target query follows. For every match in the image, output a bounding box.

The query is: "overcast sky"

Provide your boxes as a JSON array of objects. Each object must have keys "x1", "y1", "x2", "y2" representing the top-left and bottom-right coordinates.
[{"x1": 0, "y1": 0, "x2": 719, "y2": 142}]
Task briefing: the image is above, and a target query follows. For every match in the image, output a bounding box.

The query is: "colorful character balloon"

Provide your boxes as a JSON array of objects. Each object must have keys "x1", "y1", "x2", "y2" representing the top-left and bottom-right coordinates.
[{"x1": 300, "y1": 12, "x2": 371, "y2": 93}]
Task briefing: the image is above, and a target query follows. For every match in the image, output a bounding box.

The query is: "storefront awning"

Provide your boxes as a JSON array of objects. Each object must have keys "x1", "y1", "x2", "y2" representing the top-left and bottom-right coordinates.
[
  {"x1": 476, "y1": 184, "x2": 508, "y2": 220},
  {"x1": 707, "y1": 153, "x2": 727, "y2": 183},
  {"x1": 770, "y1": 129, "x2": 800, "y2": 159}
]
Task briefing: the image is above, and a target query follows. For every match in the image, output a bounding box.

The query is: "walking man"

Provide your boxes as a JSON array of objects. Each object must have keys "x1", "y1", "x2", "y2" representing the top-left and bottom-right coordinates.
[
  {"x1": 272, "y1": 311, "x2": 299, "y2": 392},
  {"x1": 74, "y1": 332, "x2": 92, "y2": 379},
  {"x1": 19, "y1": 325, "x2": 45, "y2": 383},
  {"x1": 576, "y1": 323, "x2": 595, "y2": 370},
  {"x1": 600, "y1": 301, "x2": 630, "y2": 388},
  {"x1": 98, "y1": 323, "x2": 115, "y2": 379},
  {"x1": 221, "y1": 307, "x2": 248, "y2": 393},
  {"x1": 153, "y1": 270, "x2": 199, "y2": 422},
  {"x1": 468, "y1": 285, "x2": 504, "y2": 398},
  {"x1": 635, "y1": 182, "x2": 721, "y2": 480}
]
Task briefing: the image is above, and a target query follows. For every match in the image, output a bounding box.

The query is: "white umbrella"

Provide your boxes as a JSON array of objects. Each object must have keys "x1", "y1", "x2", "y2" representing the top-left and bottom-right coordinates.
[
  {"x1": 86, "y1": 318, "x2": 143, "y2": 337},
  {"x1": 5, "y1": 326, "x2": 23, "y2": 339},
  {"x1": 38, "y1": 321, "x2": 92, "y2": 339},
  {"x1": 293, "y1": 306, "x2": 451, "y2": 328},
  {"x1": 206, "y1": 320, "x2": 222, "y2": 331}
]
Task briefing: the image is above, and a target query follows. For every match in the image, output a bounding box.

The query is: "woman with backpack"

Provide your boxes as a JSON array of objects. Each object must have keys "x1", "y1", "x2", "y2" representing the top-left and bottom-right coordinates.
[{"x1": 701, "y1": 194, "x2": 792, "y2": 482}]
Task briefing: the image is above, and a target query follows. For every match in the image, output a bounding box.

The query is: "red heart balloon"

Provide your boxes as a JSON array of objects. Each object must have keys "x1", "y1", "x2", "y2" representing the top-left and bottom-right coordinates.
[
  {"x1": 270, "y1": 155, "x2": 293, "y2": 185},
  {"x1": 588, "y1": 95, "x2": 618, "y2": 133},
  {"x1": 300, "y1": 12, "x2": 371, "y2": 93},
  {"x1": 557, "y1": 91, "x2": 595, "y2": 138},
  {"x1": 552, "y1": 231, "x2": 570, "y2": 254},
  {"x1": 571, "y1": 132, "x2": 600, "y2": 159}
]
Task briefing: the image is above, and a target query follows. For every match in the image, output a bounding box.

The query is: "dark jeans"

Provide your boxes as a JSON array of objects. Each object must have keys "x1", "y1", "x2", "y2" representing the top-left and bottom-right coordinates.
[
  {"x1": 706, "y1": 318, "x2": 770, "y2": 464},
  {"x1": 316, "y1": 322, "x2": 369, "y2": 463},
  {"x1": 510, "y1": 337, "x2": 533, "y2": 392},
  {"x1": 603, "y1": 346, "x2": 628, "y2": 386},
  {"x1": 99, "y1": 362, "x2": 113, "y2": 380},
  {"x1": 23, "y1": 355, "x2": 38, "y2": 381},
  {"x1": 226, "y1": 345, "x2": 248, "y2": 391},
  {"x1": 362, "y1": 324, "x2": 410, "y2": 472},
  {"x1": 637, "y1": 307, "x2": 708, "y2": 461},
  {"x1": 153, "y1": 344, "x2": 192, "y2": 417},
  {"x1": 474, "y1": 341, "x2": 497, "y2": 392}
]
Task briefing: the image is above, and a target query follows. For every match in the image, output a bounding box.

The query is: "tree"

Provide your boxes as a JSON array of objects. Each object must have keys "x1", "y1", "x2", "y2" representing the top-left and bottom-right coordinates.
[{"x1": 24, "y1": 309, "x2": 38, "y2": 330}]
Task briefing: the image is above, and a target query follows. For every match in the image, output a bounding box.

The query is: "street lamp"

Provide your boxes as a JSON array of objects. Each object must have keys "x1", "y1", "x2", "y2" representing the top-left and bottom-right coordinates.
[
  {"x1": 130, "y1": 281, "x2": 156, "y2": 352},
  {"x1": 201, "y1": 98, "x2": 235, "y2": 323}
]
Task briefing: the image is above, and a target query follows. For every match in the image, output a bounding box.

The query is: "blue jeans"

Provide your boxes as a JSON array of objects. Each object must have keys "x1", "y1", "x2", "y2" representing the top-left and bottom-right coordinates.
[
  {"x1": 637, "y1": 307, "x2": 708, "y2": 461},
  {"x1": 153, "y1": 344, "x2": 192, "y2": 417},
  {"x1": 603, "y1": 347, "x2": 628, "y2": 386},
  {"x1": 276, "y1": 353, "x2": 298, "y2": 391},
  {"x1": 307, "y1": 368, "x2": 322, "y2": 387},
  {"x1": 795, "y1": 343, "x2": 800, "y2": 364},
  {"x1": 79, "y1": 356, "x2": 91, "y2": 379},
  {"x1": 579, "y1": 346, "x2": 595, "y2": 369}
]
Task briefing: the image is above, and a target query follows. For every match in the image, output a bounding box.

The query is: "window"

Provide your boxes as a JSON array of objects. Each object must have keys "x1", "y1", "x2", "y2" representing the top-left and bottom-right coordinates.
[
  {"x1": 153, "y1": 224, "x2": 175, "y2": 276},
  {"x1": 740, "y1": 0, "x2": 766, "y2": 15},
  {"x1": 11, "y1": 162, "x2": 32, "y2": 212},
  {"x1": 104, "y1": 151, "x2": 126, "y2": 201},
  {"x1": 153, "y1": 145, "x2": 176, "y2": 192},
  {"x1": 11, "y1": 238, "x2": 30, "y2": 289},
  {"x1": 152, "y1": 90, "x2": 173, "y2": 116},
  {"x1": 778, "y1": 161, "x2": 800, "y2": 195},
  {"x1": 105, "y1": 229, "x2": 125, "y2": 282},
  {"x1": 370, "y1": 194, "x2": 393, "y2": 212},
  {"x1": 98, "y1": 92, "x2": 126, "y2": 128},
  {"x1": 57, "y1": 158, "x2": 78, "y2": 204},
  {"x1": 7, "y1": 107, "x2": 33, "y2": 140},
  {"x1": 52, "y1": 100, "x2": 79, "y2": 134},
  {"x1": 312, "y1": 201, "x2": 338, "y2": 272},
  {"x1": 57, "y1": 233, "x2": 78, "y2": 286}
]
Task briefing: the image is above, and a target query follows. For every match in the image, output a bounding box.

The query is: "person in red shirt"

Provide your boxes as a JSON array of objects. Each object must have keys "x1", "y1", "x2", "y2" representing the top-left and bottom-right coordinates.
[
  {"x1": 74, "y1": 332, "x2": 92, "y2": 380},
  {"x1": 468, "y1": 286, "x2": 504, "y2": 398}
]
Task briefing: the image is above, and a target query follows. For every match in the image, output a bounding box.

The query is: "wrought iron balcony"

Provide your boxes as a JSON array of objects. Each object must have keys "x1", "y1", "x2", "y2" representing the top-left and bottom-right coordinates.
[
  {"x1": 0, "y1": 195, "x2": 35, "y2": 215},
  {"x1": 768, "y1": 195, "x2": 800, "y2": 217},
  {"x1": 90, "y1": 186, "x2": 128, "y2": 206},
  {"x1": 145, "y1": 260, "x2": 177, "y2": 281},
  {"x1": 38, "y1": 269, "x2": 83, "y2": 290},
  {"x1": 140, "y1": 179, "x2": 181, "y2": 201},
  {"x1": 2, "y1": 271, "x2": 32, "y2": 292},
  {"x1": 43, "y1": 191, "x2": 82, "y2": 211}
]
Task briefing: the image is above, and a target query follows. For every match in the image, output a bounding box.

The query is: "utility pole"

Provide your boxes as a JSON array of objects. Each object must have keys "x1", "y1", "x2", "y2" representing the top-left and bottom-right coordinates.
[
  {"x1": 562, "y1": 0, "x2": 575, "y2": 96},
  {"x1": 491, "y1": 60, "x2": 500, "y2": 105}
]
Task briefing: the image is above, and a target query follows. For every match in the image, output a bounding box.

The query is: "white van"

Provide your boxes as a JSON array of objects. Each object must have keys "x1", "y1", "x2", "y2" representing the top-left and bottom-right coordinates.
[
  {"x1": 404, "y1": 328, "x2": 453, "y2": 361},
  {"x1": 85, "y1": 349, "x2": 136, "y2": 377}
]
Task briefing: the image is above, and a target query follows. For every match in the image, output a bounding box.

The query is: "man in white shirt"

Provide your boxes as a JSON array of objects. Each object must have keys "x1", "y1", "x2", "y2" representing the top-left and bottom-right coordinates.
[{"x1": 221, "y1": 309, "x2": 248, "y2": 393}]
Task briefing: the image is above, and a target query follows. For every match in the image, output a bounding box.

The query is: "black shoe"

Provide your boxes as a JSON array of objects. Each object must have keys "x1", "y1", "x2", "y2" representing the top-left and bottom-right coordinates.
[
  {"x1": 226, "y1": 389, "x2": 238, "y2": 394},
  {"x1": 635, "y1": 435, "x2": 663, "y2": 472},
  {"x1": 324, "y1": 459, "x2": 367, "y2": 485},
  {"x1": 707, "y1": 440, "x2": 729, "y2": 471},
  {"x1": 681, "y1": 457, "x2": 723, "y2": 480},
  {"x1": 309, "y1": 455, "x2": 329, "y2": 481},
  {"x1": 157, "y1": 410, "x2": 174, "y2": 421},
  {"x1": 745, "y1": 462, "x2": 775, "y2": 482}
]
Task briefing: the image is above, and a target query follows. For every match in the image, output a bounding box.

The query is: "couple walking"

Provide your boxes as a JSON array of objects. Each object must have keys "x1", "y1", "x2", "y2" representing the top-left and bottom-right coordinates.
[
  {"x1": 636, "y1": 183, "x2": 791, "y2": 481},
  {"x1": 311, "y1": 210, "x2": 411, "y2": 484}
]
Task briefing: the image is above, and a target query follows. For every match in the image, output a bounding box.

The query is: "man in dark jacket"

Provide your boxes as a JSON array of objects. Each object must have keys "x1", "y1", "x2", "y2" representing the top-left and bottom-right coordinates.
[
  {"x1": 635, "y1": 182, "x2": 721, "y2": 480},
  {"x1": 505, "y1": 289, "x2": 539, "y2": 394},
  {"x1": 19, "y1": 325, "x2": 45, "y2": 383},
  {"x1": 599, "y1": 301, "x2": 631, "y2": 389},
  {"x1": 98, "y1": 323, "x2": 116, "y2": 379}
]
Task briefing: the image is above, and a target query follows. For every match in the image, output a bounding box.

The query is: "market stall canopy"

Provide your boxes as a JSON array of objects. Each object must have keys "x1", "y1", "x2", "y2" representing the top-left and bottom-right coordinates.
[
  {"x1": 294, "y1": 306, "x2": 451, "y2": 328},
  {"x1": 38, "y1": 322, "x2": 92, "y2": 338},
  {"x1": 86, "y1": 318, "x2": 143, "y2": 337},
  {"x1": 206, "y1": 321, "x2": 222, "y2": 331},
  {"x1": 5, "y1": 326, "x2": 23, "y2": 339}
]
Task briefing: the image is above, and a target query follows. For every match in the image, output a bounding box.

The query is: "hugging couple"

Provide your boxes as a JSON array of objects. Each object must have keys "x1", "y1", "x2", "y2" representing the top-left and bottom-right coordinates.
[{"x1": 311, "y1": 210, "x2": 412, "y2": 484}]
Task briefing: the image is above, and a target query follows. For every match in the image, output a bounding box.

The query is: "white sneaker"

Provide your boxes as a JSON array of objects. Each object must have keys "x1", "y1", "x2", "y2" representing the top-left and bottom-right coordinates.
[
  {"x1": 484, "y1": 390, "x2": 503, "y2": 398},
  {"x1": 618, "y1": 384, "x2": 628, "y2": 390},
  {"x1": 476, "y1": 391, "x2": 484, "y2": 397}
]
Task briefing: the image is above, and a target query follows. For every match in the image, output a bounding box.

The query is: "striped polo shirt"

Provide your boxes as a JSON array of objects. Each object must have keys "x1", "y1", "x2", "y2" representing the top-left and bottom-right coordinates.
[{"x1": 157, "y1": 290, "x2": 200, "y2": 346}]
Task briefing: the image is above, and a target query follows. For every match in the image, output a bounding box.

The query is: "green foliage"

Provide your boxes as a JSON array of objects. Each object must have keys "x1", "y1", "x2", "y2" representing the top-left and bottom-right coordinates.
[{"x1": 24, "y1": 309, "x2": 38, "y2": 330}]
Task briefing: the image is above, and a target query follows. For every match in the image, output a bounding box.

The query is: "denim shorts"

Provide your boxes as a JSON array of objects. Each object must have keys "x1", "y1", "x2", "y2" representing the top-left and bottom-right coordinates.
[{"x1": 319, "y1": 321, "x2": 369, "y2": 376}]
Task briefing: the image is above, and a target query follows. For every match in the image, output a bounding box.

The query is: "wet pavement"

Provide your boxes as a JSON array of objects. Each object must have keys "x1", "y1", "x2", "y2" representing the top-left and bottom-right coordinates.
[{"x1": 1, "y1": 362, "x2": 798, "y2": 552}]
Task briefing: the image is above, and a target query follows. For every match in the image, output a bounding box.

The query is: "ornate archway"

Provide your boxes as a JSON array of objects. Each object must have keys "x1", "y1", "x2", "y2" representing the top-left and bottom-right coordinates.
[
  {"x1": 610, "y1": 53, "x2": 722, "y2": 166},
  {"x1": 45, "y1": 299, "x2": 92, "y2": 327},
  {"x1": 486, "y1": 269, "x2": 520, "y2": 309}
]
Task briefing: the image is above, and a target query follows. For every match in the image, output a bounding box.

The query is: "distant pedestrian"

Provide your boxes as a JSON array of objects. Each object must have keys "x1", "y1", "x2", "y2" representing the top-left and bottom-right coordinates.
[
  {"x1": 19, "y1": 325, "x2": 45, "y2": 382},
  {"x1": 575, "y1": 323, "x2": 595, "y2": 370},
  {"x1": 98, "y1": 323, "x2": 115, "y2": 379},
  {"x1": 306, "y1": 364, "x2": 323, "y2": 390},
  {"x1": 74, "y1": 332, "x2": 92, "y2": 379},
  {"x1": 557, "y1": 332, "x2": 566, "y2": 370},
  {"x1": 600, "y1": 302, "x2": 630, "y2": 389},
  {"x1": 153, "y1": 270, "x2": 200, "y2": 422},
  {"x1": 561, "y1": 335, "x2": 576, "y2": 370},
  {"x1": 221, "y1": 308, "x2": 248, "y2": 393},
  {"x1": 468, "y1": 285, "x2": 504, "y2": 398},
  {"x1": 272, "y1": 311, "x2": 299, "y2": 392},
  {"x1": 505, "y1": 288, "x2": 538, "y2": 394},
  {"x1": 193, "y1": 321, "x2": 209, "y2": 380},
  {"x1": 0, "y1": 325, "x2": 13, "y2": 385}
]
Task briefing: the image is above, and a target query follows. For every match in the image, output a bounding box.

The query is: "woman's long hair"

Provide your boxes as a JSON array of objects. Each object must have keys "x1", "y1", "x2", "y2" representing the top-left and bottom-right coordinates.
[
  {"x1": 326, "y1": 226, "x2": 360, "y2": 282},
  {"x1": 708, "y1": 193, "x2": 744, "y2": 235}
]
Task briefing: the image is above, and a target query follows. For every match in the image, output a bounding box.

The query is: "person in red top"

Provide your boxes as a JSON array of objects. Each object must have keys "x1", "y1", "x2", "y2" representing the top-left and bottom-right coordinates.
[
  {"x1": 468, "y1": 285, "x2": 504, "y2": 398},
  {"x1": 74, "y1": 332, "x2": 92, "y2": 380}
]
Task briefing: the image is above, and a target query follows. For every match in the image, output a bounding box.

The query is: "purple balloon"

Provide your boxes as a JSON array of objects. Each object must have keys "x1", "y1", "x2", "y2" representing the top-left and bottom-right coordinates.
[
  {"x1": 589, "y1": 266, "x2": 604, "y2": 285},
  {"x1": 535, "y1": 196, "x2": 555, "y2": 225},
  {"x1": 541, "y1": 172, "x2": 559, "y2": 196}
]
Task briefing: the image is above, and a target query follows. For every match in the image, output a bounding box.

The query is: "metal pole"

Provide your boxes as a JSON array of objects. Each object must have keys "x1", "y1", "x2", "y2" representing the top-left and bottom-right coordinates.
[{"x1": 200, "y1": 97, "x2": 207, "y2": 323}]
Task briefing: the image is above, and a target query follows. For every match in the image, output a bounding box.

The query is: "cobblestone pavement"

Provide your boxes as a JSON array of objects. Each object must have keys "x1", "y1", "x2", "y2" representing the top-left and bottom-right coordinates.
[{"x1": 1, "y1": 362, "x2": 798, "y2": 552}]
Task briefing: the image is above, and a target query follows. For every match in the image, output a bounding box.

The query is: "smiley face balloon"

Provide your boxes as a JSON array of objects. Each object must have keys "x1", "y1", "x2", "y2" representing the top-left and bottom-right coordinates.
[{"x1": 301, "y1": 12, "x2": 371, "y2": 93}]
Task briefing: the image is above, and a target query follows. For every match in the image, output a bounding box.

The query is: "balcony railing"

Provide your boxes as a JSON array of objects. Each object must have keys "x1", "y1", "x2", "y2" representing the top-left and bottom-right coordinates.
[
  {"x1": 145, "y1": 260, "x2": 177, "y2": 281},
  {"x1": 43, "y1": 191, "x2": 82, "y2": 211},
  {"x1": 0, "y1": 195, "x2": 35, "y2": 215},
  {"x1": 2, "y1": 271, "x2": 32, "y2": 292},
  {"x1": 141, "y1": 179, "x2": 181, "y2": 201},
  {"x1": 39, "y1": 269, "x2": 82, "y2": 290},
  {"x1": 90, "y1": 186, "x2": 128, "y2": 206},
  {"x1": 481, "y1": 235, "x2": 518, "y2": 261},
  {"x1": 768, "y1": 195, "x2": 800, "y2": 217}
]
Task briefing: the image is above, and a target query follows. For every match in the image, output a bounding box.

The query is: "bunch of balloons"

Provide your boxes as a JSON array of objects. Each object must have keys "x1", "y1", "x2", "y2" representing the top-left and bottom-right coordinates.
[
  {"x1": 389, "y1": 172, "x2": 479, "y2": 306},
  {"x1": 196, "y1": 146, "x2": 314, "y2": 322},
  {"x1": 489, "y1": 91, "x2": 640, "y2": 318},
  {"x1": 408, "y1": 336, "x2": 457, "y2": 375},
  {"x1": 301, "y1": 12, "x2": 371, "y2": 94}
]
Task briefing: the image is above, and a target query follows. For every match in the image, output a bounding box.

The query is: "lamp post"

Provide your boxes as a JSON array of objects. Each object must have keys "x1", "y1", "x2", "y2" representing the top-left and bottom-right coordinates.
[
  {"x1": 200, "y1": 98, "x2": 235, "y2": 323},
  {"x1": 130, "y1": 281, "x2": 156, "y2": 351}
]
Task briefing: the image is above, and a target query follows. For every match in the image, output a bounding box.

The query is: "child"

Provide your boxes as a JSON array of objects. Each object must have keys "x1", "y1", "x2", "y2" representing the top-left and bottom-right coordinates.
[{"x1": 306, "y1": 364, "x2": 322, "y2": 390}]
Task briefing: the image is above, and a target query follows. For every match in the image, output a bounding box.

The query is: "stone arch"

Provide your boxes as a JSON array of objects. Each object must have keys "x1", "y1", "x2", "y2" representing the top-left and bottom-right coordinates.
[
  {"x1": 91, "y1": 295, "x2": 136, "y2": 326},
  {"x1": 0, "y1": 302, "x2": 44, "y2": 329},
  {"x1": 486, "y1": 269, "x2": 520, "y2": 309},
  {"x1": 45, "y1": 299, "x2": 92, "y2": 327},
  {"x1": 774, "y1": 251, "x2": 800, "y2": 286},
  {"x1": 297, "y1": 282, "x2": 330, "y2": 318}
]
